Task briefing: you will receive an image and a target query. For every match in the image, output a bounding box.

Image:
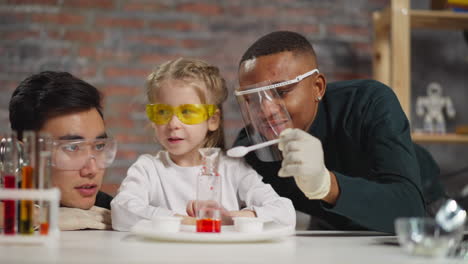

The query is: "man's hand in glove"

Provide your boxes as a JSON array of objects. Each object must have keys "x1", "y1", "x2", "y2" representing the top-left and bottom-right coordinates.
[
  {"x1": 59, "y1": 206, "x2": 112, "y2": 231},
  {"x1": 278, "y1": 128, "x2": 339, "y2": 203}
]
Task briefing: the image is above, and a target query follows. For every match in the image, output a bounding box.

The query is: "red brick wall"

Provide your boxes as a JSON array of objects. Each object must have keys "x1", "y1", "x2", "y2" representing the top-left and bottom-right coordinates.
[{"x1": 0, "y1": 0, "x2": 391, "y2": 194}]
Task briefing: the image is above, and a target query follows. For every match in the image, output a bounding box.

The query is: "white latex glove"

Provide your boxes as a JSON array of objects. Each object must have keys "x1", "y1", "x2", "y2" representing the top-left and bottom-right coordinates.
[
  {"x1": 278, "y1": 128, "x2": 331, "y2": 200},
  {"x1": 59, "y1": 206, "x2": 112, "y2": 231}
]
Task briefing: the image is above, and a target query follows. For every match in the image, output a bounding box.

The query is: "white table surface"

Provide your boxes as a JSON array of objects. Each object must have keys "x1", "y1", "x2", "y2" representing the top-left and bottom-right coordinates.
[{"x1": 0, "y1": 230, "x2": 464, "y2": 264}]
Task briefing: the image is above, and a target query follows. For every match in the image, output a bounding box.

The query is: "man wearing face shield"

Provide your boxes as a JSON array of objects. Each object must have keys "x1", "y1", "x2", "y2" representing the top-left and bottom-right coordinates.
[
  {"x1": 1, "y1": 71, "x2": 117, "y2": 230},
  {"x1": 233, "y1": 31, "x2": 445, "y2": 233}
]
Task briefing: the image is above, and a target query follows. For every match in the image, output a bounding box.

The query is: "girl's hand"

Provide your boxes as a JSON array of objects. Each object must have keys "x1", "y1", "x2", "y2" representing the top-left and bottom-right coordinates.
[
  {"x1": 174, "y1": 214, "x2": 197, "y2": 225},
  {"x1": 186, "y1": 200, "x2": 234, "y2": 225}
]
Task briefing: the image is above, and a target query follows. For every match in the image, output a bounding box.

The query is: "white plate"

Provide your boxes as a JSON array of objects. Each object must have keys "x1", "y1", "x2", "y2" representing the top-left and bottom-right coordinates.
[{"x1": 130, "y1": 220, "x2": 294, "y2": 243}]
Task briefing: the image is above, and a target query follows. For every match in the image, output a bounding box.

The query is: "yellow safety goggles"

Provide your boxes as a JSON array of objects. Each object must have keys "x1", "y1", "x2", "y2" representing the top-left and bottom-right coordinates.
[{"x1": 146, "y1": 104, "x2": 218, "y2": 125}]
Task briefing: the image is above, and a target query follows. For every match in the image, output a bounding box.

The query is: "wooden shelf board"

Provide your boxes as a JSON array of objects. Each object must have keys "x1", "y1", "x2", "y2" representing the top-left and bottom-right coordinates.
[
  {"x1": 412, "y1": 133, "x2": 468, "y2": 143},
  {"x1": 410, "y1": 10, "x2": 468, "y2": 29},
  {"x1": 373, "y1": 9, "x2": 468, "y2": 30}
]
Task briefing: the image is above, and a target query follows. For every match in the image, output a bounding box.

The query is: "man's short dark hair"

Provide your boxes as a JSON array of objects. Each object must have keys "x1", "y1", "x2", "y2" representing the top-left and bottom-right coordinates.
[
  {"x1": 9, "y1": 71, "x2": 103, "y2": 134},
  {"x1": 239, "y1": 31, "x2": 316, "y2": 65}
]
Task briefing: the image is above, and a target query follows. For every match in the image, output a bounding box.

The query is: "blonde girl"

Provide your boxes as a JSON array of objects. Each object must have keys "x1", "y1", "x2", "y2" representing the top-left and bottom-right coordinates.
[{"x1": 111, "y1": 58, "x2": 295, "y2": 231}]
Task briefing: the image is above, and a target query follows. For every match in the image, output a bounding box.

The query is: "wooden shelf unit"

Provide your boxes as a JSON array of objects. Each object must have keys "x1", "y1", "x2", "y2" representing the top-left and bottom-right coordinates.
[
  {"x1": 412, "y1": 133, "x2": 468, "y2": 143},
  {"x1": 372, "y1": 0, "x2": 468, "y2": 143},
  {"x1": 411, "y1": 10, "x2": 468, "y2": 29}
]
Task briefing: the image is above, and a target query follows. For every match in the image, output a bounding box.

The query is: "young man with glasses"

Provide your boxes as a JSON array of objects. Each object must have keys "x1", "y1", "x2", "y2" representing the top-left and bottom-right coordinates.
[
  {"x1": 233, "y1": 31, "x2": 445, "y2": 233},
  {"x1": 4, "y1": 71, "x2": 117, "y2": 230}
]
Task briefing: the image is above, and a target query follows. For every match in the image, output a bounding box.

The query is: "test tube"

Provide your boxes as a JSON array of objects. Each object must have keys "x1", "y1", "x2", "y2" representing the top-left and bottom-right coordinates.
[
  {"x1": 37, "y1": 133, "x2": 52, "y2": 235},
  {"x1": 19, "y1": 131, "x2": 35, "y2": 234},
  {"x1": 1, "y1": 132, "x2": 19, "y2": 235}
]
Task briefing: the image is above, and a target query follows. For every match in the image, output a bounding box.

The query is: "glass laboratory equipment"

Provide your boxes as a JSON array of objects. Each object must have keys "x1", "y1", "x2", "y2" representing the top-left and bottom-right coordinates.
[{"x1": 196, "y1": 148, "x2": 222, "y2": 233}]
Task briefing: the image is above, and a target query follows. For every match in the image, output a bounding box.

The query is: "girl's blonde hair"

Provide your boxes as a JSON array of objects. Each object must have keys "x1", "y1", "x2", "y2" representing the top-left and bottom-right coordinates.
[{"x1": 146, "y1": 58, "x2": 228, "y2": 149}]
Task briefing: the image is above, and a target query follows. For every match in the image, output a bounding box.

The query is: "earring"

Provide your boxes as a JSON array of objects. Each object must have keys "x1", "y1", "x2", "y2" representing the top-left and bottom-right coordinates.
[{"x1": 316, "y1": 96, "x2": 322, "y2": 102}]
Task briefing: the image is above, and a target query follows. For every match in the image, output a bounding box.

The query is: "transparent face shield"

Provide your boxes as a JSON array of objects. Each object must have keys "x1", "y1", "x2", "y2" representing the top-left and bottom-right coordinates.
[{"x1": 235, "y1": 69, "x2": 319, "y2": 162}]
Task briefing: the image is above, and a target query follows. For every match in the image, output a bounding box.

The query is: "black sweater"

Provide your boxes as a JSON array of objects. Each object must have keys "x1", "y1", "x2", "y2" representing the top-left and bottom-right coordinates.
[{"x1": 234, "y1": 80, "x2": 444, "y2": 233}]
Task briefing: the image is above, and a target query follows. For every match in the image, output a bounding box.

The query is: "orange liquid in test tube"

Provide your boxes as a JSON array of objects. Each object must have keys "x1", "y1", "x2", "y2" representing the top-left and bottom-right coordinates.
[
  {"x1": 40, "y1": 223, "x2": 49, "y2": 235},
  {"x1": 19, "y1": 165, "x2": 34, "y2": 234}
]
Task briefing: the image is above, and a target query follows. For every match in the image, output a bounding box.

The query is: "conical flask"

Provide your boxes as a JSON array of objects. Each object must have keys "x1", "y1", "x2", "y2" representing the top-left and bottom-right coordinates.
[{"x1": 196, "y1": 148, "x2": 222, "y2": 233}]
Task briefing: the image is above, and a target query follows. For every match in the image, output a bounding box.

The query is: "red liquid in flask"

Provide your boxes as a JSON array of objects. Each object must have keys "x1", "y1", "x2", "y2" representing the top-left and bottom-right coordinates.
[
  {"x1": 196, "y1": 218, "x2": 221, "y2": 233},
  {"x1": 3, "y1": 175, "x2": 16, "y2": 235}
]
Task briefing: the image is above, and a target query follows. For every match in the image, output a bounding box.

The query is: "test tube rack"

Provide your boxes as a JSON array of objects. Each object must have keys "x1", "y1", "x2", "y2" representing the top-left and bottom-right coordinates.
[{"x1": 0, "y1": 187, "x2": 60, "y2": 245}]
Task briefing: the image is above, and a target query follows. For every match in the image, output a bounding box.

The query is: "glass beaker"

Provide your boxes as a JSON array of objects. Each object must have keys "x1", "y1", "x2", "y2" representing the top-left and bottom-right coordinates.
[{"x1": 196, "y1": 148, "x2": 222, "y2": 233}]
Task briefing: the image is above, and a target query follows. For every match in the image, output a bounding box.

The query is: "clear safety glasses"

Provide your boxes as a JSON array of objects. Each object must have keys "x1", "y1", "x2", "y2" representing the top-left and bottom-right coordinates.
[
  {"x1": 51, "y1": 138, "x2": 117, "y2": 171},
  {"x1": 146, "y1": 104, "x2": 218, "y2": 125}
]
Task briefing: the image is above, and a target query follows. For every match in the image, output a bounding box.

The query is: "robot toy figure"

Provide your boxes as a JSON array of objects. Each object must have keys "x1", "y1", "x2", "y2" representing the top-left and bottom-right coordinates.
[{"x1": 416, "y1": 82, "x2": 456, "y2": 134}]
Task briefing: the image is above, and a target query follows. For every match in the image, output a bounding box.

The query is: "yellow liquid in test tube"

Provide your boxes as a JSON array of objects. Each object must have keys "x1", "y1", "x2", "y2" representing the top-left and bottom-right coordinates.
[{"x1": 19, "y1": 165, "x2": 34, "y2": 234}]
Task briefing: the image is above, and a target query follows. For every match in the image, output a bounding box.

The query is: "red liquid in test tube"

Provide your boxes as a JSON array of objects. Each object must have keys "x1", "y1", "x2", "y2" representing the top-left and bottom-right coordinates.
[{"x1": 3, "y1": 175, "x2": 16, "y2": 235}]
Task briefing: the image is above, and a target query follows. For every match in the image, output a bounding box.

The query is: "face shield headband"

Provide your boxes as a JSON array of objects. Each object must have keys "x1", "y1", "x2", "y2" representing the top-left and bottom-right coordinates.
[{"x1": 235, "y1": 69, "x2": 319, "y2": 96}]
